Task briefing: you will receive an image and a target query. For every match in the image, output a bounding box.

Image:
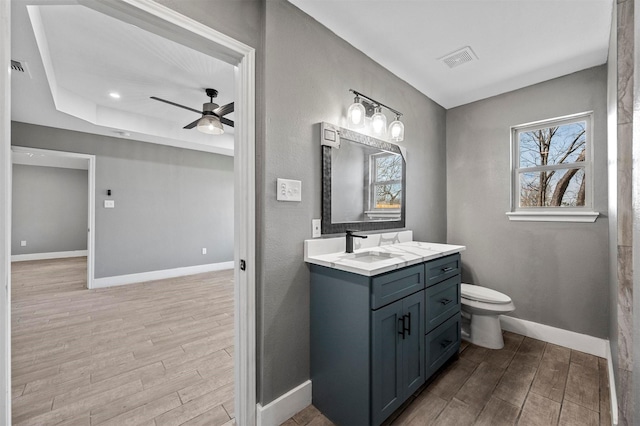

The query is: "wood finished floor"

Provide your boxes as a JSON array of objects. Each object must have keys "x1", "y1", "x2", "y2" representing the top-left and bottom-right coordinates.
[
  {"x1": 12, "y1": 257, "x2": 235, "y2": 426},
  {"x1": 285, "y1": 332, "x2": 612, "y2": 426}
]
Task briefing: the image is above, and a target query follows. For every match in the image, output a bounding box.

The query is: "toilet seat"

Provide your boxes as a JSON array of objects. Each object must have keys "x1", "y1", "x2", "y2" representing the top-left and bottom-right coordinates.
[{"x1": 461, "y1": 283, "x2": 511, "y2": 304}]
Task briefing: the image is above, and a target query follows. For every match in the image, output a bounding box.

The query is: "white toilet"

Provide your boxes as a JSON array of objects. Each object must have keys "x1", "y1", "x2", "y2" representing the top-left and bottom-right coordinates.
[{"x1": 460, "y1": 283, "x2": 515, "y2": 349}]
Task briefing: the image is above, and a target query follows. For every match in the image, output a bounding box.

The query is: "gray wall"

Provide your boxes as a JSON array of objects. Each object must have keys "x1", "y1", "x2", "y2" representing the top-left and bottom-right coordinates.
[
  {"x1": 12, "y1": 165, "x2": 88, "y2": 255},
  {"x1": 447, "y1": 66, "x2": 609, "y2": 338},
  {"x1": 261, "y1": 0, "x2": 447, "y2": 404},
  {"x1": 12, "y1": 122, "x2": 234, "y2": 278}
]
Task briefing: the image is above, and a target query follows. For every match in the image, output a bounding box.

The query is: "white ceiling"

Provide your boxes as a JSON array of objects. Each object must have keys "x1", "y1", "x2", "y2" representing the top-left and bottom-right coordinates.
[
  {"x1": 11, "y1": 1, "x2": 236, "y2": 156},
  {"x1": 288, "y1": 0, "x2": 614, "y2": 109}
]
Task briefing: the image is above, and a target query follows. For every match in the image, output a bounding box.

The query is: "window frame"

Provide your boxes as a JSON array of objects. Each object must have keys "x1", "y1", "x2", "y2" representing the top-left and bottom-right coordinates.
[
  {"x1": 507, "y1": 111, "x2": 599, "y2": 222},
  {"x1": 365, "y1": 152, "x2": 402, "y2": 219}
]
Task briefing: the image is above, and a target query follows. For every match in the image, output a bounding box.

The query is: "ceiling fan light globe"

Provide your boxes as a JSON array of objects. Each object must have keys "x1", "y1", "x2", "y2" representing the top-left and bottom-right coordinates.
[{"x1": 197, "y1": 115, "x2": 224, "y2": 135}]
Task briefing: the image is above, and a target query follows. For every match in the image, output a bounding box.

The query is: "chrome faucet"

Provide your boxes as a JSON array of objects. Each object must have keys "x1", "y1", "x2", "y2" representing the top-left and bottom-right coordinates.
[{"x1": 345, "y1": 230, "x2": 368, "y2": 253}]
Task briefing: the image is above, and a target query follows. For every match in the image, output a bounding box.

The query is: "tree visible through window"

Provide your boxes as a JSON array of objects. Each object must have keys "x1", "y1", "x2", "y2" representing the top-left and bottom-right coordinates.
[
  {"x1": 513, "y1": 113, "x2": 591, "y2": 209},
  {"x1": 370, "y1": 153, "x2": 402, "y2": 210}
]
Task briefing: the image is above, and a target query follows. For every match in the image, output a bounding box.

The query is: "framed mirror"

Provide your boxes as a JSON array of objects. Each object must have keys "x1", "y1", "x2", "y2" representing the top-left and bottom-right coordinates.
[{"x1": 321, "y1": 122, "x2": 406, "y2": 234}]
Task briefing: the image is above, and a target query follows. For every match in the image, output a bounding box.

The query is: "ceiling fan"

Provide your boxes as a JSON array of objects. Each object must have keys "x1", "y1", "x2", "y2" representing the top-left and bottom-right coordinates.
[{"x1": 150, "y1": 88, "x2": 234, "y2": 135}]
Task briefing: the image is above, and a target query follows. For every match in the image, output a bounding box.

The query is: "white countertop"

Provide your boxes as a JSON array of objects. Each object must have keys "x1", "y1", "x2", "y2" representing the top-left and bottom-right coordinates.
[{"x1": 304, "y1": 231, "x2": 465, "y2": 276}]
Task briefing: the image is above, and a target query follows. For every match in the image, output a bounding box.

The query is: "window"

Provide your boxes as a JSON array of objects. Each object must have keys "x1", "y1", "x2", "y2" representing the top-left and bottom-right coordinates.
[
  {"x1": 365, "y1": 152, "x2": 402, "y2": 219},
  {"x1": 507, "y1": 112, "x2": 598, "y2": 222}
]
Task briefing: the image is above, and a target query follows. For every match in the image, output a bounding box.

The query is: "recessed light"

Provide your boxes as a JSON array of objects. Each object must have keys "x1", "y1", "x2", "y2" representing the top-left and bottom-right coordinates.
[{"x1": 109, "y1": 92, "x2": 121, "y2": 99}]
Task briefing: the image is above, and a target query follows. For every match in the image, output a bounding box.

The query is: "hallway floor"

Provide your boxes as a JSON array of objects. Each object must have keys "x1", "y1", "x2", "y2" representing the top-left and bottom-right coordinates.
[
  {"x1": 285, "y1": 332, "x2": 612, "y2": 426},
  {"x1": 11, "y1": 257, "x2": 235, "y2": 426}
]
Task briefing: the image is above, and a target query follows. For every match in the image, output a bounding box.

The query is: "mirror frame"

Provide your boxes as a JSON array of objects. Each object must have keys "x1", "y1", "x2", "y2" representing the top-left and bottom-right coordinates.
[{"x1": 321, "y1": 122, "x2": 406, "y2": 235}]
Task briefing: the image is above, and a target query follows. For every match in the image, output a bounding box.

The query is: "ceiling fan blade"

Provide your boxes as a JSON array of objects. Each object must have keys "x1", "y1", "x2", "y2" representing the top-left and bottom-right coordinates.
[
  {"x1": 183, "y1": 118, "x2": 200, "y2": 129},
  {"x1": 220, "y1": 117, "x2": 234, "y2": 128},
  {"x1": 214, "y1": 102, "x2": 234, "y2": 117},
  {"x1": 150, "y1": 96, "x2": 202, "y2": 115}
]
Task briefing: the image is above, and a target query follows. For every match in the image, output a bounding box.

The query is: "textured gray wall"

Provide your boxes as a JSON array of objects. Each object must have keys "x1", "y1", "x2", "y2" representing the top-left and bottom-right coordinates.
[
  {"x1": 447, "y1": 66, "x2": 609, "y2": 338},
  {"x1": 261, "y1": 0, "x2": 447, "y2": 404},
  {"x1": 12, "y1": 122, "x2": 234, "y2": 278},
  {"x1": 12, "y1": 165, "x2": 88, "y2": 255}
]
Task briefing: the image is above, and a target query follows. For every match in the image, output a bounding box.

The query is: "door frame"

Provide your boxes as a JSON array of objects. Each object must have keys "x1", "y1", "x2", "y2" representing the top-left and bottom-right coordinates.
[
  {"x1": 11, "y1": 146, "x2": 96, "y2": 289},
  {"x1": 1, "y1": 0, "x2": 257, "y2": 424}
]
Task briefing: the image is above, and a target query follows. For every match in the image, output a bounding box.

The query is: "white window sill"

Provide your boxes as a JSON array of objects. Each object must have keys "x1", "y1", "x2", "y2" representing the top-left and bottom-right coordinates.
[{"x1": 506, "y1": 211, "x2": 599, "y2": 223}]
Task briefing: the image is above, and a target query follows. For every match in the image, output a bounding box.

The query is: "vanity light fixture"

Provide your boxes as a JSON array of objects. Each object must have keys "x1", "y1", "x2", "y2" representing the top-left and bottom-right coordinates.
[
  {"x1": 371, "y1": 106, "x2": 387, "y2": 137},
  {"x1": 347, "y1": 89, "x2": 404, "y2": 142},
  {"x1": 347, "y1": 94, "x2": 366, "y2": 128},
  {"x1": 389, "y1": 114, "x2": 405, "y2": 142}
]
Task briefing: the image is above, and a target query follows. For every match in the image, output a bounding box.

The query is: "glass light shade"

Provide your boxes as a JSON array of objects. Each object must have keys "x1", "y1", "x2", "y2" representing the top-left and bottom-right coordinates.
[
  {"x1": 347, "y1": 101, "x2": 366, "y2": 128},
  {"x1": 197, "y1": 115, "x2": 224, "y2": 135},
  {"x1": 389, "y1": 118, "x2": 405, "y2": 142},
  {"x1": 371, "y1": 109, "x2": 387, "y2": 137}
]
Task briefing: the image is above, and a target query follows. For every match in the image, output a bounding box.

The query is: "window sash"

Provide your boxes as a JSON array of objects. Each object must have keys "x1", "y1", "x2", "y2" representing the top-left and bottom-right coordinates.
[{"x1": 511, "y1": 112, "x2": 593, "y2": 212}]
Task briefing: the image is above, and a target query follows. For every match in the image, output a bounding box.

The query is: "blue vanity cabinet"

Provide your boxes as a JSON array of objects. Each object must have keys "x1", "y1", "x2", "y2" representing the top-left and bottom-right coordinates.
[
  {"x1": 310, "y1": 263, "x2": 425, "y2": 426},
  {"x1": 310, "y1": 255, "x2": 461, "y2": 426}
]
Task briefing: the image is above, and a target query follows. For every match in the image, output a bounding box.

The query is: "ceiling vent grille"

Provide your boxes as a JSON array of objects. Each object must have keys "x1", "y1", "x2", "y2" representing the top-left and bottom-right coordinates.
[
  {"x1": 11, "y1": 60, "x2": 26, "y2": 73},
  {"x1": 439, "y1": 46, "x2": 478, "y2": 69}
]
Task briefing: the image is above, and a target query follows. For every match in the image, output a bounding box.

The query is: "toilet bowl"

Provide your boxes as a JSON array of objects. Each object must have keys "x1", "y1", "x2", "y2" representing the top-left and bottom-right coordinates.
[{"x1": 460, "y1": 283, "x2": 515, "y2": 349}]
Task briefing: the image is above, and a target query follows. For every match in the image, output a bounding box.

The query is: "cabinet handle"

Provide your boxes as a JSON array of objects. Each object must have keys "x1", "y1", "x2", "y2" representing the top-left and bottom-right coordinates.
[
  {"x1": 440, "y1": 298, "x2": 453, "y2": 305},
  {"x1": 404, "y1": 313, "x2": 411, "y2": 336},
  {"x1": 440, "y1": 339, "x2": 453, "y2": 348},
  {"x1": 441, "y1": 266, "x2": 455, "y2": 273},
  {"x1": 398, "y1": 317, "x2": 406, "y2": 340}
]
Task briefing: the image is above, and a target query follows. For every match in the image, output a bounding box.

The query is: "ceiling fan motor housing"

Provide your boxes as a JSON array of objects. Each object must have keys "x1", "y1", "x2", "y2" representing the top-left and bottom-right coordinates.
[{"x1": 203, "y1": 102, "x2": 219, "y2": 115}]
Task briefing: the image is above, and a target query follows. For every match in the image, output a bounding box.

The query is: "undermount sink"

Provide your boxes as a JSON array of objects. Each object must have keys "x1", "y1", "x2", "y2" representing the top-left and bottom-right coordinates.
[{"x1": 345, "y1": 251, "x2": 399, "y2": 263}]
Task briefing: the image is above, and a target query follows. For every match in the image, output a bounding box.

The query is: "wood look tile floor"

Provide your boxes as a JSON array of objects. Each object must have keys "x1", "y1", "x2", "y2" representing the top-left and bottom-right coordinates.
[
  {"x1": 285, "y1": 332, "x2": 612, "y2": 426},
  {"x1": 12, "y1": 257, "x2": 235, "y2": 426}
]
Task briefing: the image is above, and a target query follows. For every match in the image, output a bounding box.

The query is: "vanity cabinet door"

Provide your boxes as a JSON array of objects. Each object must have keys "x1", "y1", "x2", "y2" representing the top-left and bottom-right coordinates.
[
  {"x1": 371, "y1": 290, "x2": 425, "y2": 426},
  {"x1": 371, "y1": 301, "x2": 403, "y2": 426}
]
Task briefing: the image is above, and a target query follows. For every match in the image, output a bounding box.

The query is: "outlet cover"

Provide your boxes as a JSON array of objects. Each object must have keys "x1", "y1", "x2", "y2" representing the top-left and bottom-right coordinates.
[
  {"x1": 277, "y1": 178, "x2": 302, "y2": 202},
  {"x1": 202, "y1": 248, "x2": 207, "y2": 255},
  {"x1": 20, "y1": 240, "x2": 26, "y2": 247},
  {"x1": 104, "y1": 200, "x2": 115, "y2": 208},
  {"x1": 312, "y1": 219, "x2": 321, "y2": 238}
]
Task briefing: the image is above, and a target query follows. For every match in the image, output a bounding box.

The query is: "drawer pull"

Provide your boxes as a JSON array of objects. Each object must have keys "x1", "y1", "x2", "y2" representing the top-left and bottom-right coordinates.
[
  {"x1": 398, "y1": 317, "x2": 406, "y2": 340},
  {"x1": 404, "y1": 313, "x2": 411, "y2": 336},
  {"x1": 440, "y1": 339, "x2": 453, "y2": 348},
  {"x1": 441, "y1": 266, "x2": 455, "y2": 273},
  {"x1": 439, "y1": 298, "x2": 453, "y2": 305}
]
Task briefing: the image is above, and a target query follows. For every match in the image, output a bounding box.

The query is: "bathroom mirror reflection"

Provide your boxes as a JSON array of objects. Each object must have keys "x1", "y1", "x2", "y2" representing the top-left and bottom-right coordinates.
[{"x1": 321, "y1": 122, "x2": 406, "y2": 234}]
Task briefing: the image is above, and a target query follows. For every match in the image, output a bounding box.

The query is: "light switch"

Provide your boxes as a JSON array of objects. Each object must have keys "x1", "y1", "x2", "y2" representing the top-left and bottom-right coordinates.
[
  {"x1": 312, "y1": 219, "x2": 321, "y2": 238},
  {"x1": 277, "y1": 178, "x2": 302, "y2": 202},
  {"x1": 104, "y1": 200, "x2": 115, "y2": 208}
]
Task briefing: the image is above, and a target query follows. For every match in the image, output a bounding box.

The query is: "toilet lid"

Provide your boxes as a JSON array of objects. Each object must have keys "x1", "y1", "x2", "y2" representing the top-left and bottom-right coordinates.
[{"x1": 461, "y1": 283, "x2": 512, "y2": 304}]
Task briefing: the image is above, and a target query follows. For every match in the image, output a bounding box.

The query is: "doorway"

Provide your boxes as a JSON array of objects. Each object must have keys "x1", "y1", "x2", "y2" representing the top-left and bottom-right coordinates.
[
  {"x1": 11, "y1": 147, "x2": 96, "y2": 289},
  {"x1": 1, "y1": 1, "x2": 256, "y2": 425}
]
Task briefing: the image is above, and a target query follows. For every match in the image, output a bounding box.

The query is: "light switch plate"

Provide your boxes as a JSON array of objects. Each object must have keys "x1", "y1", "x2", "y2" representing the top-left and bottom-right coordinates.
[
  {"x1": 312, "y1": 219, "x2": 321, "y2": 238},
  {"x1": 277, "y1": 178, "x2": 302, "y2": 202},
  {"x1": 104, "y1": 200, "x2": 115, "y2": 208},
  {"x1": 20, "y1": 240, "x2": 26, "y2": 247}
]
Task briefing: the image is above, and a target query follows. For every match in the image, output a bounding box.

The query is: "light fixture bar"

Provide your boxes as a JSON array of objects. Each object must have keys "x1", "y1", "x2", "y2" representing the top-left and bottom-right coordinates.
[{"x1": 349, "y1": 89, "x2": 402, "y2": 118}]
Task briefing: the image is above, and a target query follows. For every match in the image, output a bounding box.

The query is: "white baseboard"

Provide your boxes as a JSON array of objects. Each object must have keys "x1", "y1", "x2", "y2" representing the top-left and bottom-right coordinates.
[
  {"x1": 257, "y1": 380, "x2": 312, "y2": 426},
  {"x1": 11, "y1": 250, "x2": 87, "y2": 262},
  {"x1": 499, "y1": 315, "x2": 607, "y2": 358},
  {"x1": 92, "y1": 261, "x2": 234, "y2": 288},
  {"x1": 606, "y1": 343, "x2": 618, "y2": 425}
]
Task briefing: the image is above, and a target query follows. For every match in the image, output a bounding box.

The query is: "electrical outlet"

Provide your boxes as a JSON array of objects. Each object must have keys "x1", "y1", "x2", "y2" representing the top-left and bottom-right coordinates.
[
  {"x1": 104, "y1": 200, "x2": 115, "y2": 208},
  {"x1": 202, "y1": 248, "x2": 207, "y2": 255},
  {"x1": 20, "y1": 240, "x2": 26, "y2": 247},
  {"x1": 276, "y1": 178, "x2": 302, "y2": 202},
  {"x1": 312, "y1": 219, "x2": 321, "y2": 238}
]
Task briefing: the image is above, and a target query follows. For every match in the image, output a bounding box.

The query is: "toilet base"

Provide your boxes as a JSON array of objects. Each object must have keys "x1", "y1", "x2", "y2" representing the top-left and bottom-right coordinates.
[{"x1": 462, "y1": 313, "x2": 504, "y2": 349}]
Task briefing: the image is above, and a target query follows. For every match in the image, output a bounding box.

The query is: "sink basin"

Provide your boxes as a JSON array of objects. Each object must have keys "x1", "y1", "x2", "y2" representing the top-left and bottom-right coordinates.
[{"x1": 345, "y1": 251, "x2": 398, "y2": 263}]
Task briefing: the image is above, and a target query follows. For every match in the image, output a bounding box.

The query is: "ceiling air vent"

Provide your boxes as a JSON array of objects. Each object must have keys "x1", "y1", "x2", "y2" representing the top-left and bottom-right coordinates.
[
  {"x1": 439, "y1": 46, "x2": 478, "y2": 69},
  {"x1": 10, "y1": 59, "x2": 31, "y2": 78}
]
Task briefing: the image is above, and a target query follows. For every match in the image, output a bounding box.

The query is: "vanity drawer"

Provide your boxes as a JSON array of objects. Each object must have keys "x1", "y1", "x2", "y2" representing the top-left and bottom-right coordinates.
[
  {"x1": 425, "y1": 275, "x2": 461, "y2": 333},
  {"x1": 425, "y1": 254, "x2": 461, "y2": 287},
  {"x1": 425, "y1": 312, "x2": 461, "y2": 378},
  {"x1": 371, "y1": 264, "x2": 424, "y2": 309}
]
